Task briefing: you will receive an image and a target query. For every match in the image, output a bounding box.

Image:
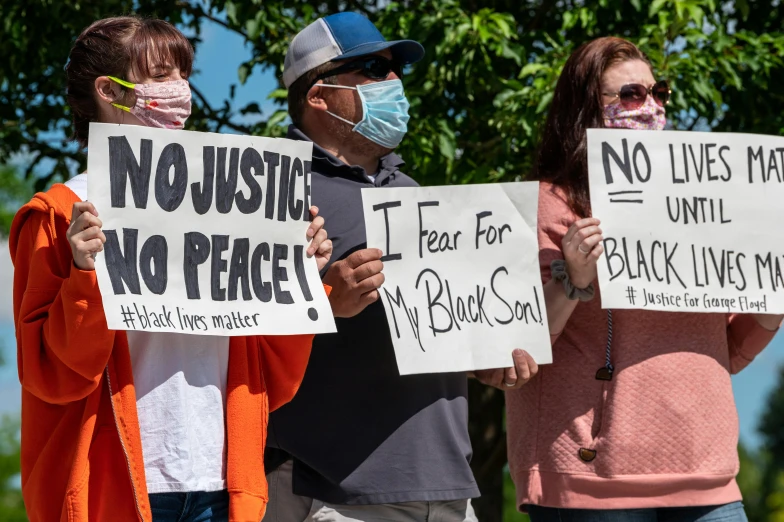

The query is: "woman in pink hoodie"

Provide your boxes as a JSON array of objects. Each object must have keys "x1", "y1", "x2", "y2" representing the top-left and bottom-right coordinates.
[{"x1": 505, "y1": 37, "x2": 783, "y2": 522}]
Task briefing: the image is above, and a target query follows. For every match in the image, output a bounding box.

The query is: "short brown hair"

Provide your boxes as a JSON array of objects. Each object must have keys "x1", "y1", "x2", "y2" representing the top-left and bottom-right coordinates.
[
  {"x1": 287, "y1": 62, "x2": 337, "y2": 128},
  {"x1": 533, "y1": 37, "x2": 651, "y2": 217},
  {"x1": 66, "y1": 16, "x2": 194, "y2": 147}
]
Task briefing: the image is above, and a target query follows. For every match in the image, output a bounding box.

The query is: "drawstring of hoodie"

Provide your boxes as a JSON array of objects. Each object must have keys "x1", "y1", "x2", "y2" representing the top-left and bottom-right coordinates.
[
  {"x1": 595, "y1": 310, "x2": 614, "y2": 381},
  {"x1": 49, "y1": 207, "x2": 57, "y2": 240},
  {"x1": 604, "y1": 310, "x2": 614, "y2": 373}
]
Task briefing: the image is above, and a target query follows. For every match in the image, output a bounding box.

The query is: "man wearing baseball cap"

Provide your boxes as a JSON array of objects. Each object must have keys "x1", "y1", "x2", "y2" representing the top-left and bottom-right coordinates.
[{"x1": 264, "y1": 12, "x2": 480, "y2": 522}]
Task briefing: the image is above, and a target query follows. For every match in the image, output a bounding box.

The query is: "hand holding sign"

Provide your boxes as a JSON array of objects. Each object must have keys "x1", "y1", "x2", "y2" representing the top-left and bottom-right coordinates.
[
  {"x1": 323, "y1": 248, "x2": 385, "y2": 318},
  {"x1": 67, "y1": 202, "x2": 107, "y2": 271},
  {"x1": 562, "y1": 218, "x2": 604, "y2": 289},
  {"x1": 306, "y1": 206, "x2": 333, "y2": 271},
  {"x1": 474, "y1": 348, "x2": 539, "y2": 390}
]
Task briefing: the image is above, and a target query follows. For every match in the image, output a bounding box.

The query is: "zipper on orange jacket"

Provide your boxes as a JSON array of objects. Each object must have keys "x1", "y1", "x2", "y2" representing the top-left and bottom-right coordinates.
[{"x1": 105, "y1": 366, "x2": 146, "y2": 522}]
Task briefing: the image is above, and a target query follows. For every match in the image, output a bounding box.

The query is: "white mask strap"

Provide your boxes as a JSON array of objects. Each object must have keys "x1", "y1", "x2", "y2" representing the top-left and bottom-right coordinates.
[
  {"x1": 317, "y1": 83, "x2": 356, "y2": 91},
  {"x1": 325, "y1": 110, "x2": 357, "y2": 127},
  {"x1": 318, "y1": 83, "x2": 359, "y2": 127}
]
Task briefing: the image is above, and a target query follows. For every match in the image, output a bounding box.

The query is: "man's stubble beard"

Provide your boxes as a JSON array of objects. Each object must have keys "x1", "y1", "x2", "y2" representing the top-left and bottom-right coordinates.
[{"x1": 325, "y1": 103, "x2": 393, "y2": 165}]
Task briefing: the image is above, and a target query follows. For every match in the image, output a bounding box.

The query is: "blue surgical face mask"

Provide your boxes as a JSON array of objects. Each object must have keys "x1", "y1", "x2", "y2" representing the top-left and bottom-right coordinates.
[{"x1": 320, "y1": 79, "x2": 410, "y2": 149}]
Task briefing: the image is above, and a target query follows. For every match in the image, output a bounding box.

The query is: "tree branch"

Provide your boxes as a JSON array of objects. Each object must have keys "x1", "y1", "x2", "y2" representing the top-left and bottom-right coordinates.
[
  {"x1": 183, "y1": 3, "x2": 251, "y2": 44},
  {"x1": 190, "y1": 83, "x2": 254, "y2": 135}
]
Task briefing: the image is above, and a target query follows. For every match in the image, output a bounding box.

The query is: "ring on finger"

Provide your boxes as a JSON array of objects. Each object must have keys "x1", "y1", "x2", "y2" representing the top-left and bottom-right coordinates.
[
  {"x1": 578, "y1": 244, "x2": 590, "y2": 254},
  {"x1": 503, "y1": 380, "x2": 516, "y2": 387}
]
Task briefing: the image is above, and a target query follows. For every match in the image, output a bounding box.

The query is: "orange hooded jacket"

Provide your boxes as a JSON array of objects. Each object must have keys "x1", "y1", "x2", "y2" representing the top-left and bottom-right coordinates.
[{"x1": 10, "y1": 183, "x2": 325, "y2": 522}]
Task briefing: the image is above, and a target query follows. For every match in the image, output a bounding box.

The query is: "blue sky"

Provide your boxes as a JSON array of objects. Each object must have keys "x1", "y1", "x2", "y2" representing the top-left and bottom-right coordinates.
[{"x1": 2, "y1": 18, "x2": 784, "y2": 454}]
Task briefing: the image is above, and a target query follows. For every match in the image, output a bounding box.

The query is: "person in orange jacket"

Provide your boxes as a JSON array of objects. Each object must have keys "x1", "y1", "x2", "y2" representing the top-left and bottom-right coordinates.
[{"x1": 10, "y1": 16, "x2": 333, "y2": 522}]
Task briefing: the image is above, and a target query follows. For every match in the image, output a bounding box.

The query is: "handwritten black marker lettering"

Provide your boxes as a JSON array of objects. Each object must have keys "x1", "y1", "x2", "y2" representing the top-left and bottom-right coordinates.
[
  {"x1": 211, "y1": 234, "x2": 230, "y2": 301},
  {"x1": 288, "y1": 158, "x2": 304, "y2": 221},
  {"x1": 272, "y1": 243, "x2": 294, "y2": 304},
  {"x1": 373, "y1": 201, "x2": 403, "y2": 262},
  {"x1": 705, "y1": 143, "x2": 719, "y2": 181},
  {"x1": 601, "y1": 139, "x2": 631, "y2": 184},
  {"x1": 294, "y1": 244, "x2": 318, "y2": 320},
  {"x1": 108, "y1": 136, "x2": 152, "y2": 208},
  {"x1": 417, "y1": 201, "x2": 440, "y2": 259},
  {"x1": 264, "y1": 151, "x2": 280, "y2": 220},
  {"x1": 104, "y1": 228, "x2": 142, "y2": 295},
  {"x1": 228, "y1": 238, "x2": 252, "y2": 301},
  {"x1": 415, "y1": 268, "x2": 453, "y2": 336},
  {"x1": 236, "y1": 148, "x2": 264, "y2": 214},
  {"x1": 154, "y1": 143, "x2": 188, "y2": 212},
  {"x1": 755, "y1": 253, "x2": 784, "y2": 292},
  {"x1": 632, "y1": 142, "x2": 651, "y2": 182},
  {"x1": 139, "y1": 235, "x2": 168, "y2": 295},
  {"x1": 192, "y1": 146, "x2": 215, "y2": 215},
  {"x1": 183, "y1": 232, "x2": 210, "y2": 299},
  {"x1": 383, "y1": 286, "x2": 423, "y2": 352},
  {"x1": 670, "y1": 144, "x2": 684, "y2": 183},
  {"x1": 492, "y1": 267, "x2": 515, "y2": 325},
  {"x1": 748, "y1": 146, "x2": 764, "y2": 183},
  {"x1": 603, "y1": 237, "x2": 686, "y2": 289},
  {"x1": 688, "y1": 144, "x2": 705, "y2": 182},
  {"x1": 250, "y1": 242, "x2": 272, "y2": 302},
  {"x1": 475, "y1": 211, "x2": 511, "y2": 247},
  {"x1": 718, "y1": 146, "x2": 732, "y2": 181},
  {"x1": 303, "y1": 160, "x2": 312, "y2": 221},
  {"x1": 666, "y1": 196, "x2": 732, "y2": 224},
  {"x1": 277, "y1": 155, "x2": 291, "y2": 222},
  {"x1": 768, "y1": 148, "x2": 783, "y2": 183},
  {"x1": 216, "y1": 148, "x2": 240, "y2": 214}
]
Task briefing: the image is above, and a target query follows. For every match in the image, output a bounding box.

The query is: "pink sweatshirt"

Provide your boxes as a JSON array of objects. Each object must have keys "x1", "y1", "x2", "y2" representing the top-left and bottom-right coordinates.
[{"x1": 506, "y1": 182, "x2": 778, "y2": 510}]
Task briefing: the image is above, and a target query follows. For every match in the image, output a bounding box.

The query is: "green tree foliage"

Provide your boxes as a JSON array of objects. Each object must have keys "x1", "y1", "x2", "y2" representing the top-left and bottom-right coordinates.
[
  {"x1": 2, "y1": 1, "x2": 783, "y2": 520},
  {"x1": 0, "y1": 165, "x2": 34, "y2": 237},
  {"x1": 0, "y1": 415, "x2": 25, "y2": 522},
  {"x1": 3, "y1": 0, "x2": 783, "y2": 191}
]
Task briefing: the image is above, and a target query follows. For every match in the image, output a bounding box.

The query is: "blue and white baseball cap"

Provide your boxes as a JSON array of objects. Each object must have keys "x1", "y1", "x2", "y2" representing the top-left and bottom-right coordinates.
[{"x1": 283, "y1": 12, "x2": 425, "y2": 88}]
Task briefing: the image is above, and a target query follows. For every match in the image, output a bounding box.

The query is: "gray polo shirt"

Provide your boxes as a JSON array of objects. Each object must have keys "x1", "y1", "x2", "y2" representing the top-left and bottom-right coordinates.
[{"x1": 265, "y1": 125, "x2": 479, "y2": 505}]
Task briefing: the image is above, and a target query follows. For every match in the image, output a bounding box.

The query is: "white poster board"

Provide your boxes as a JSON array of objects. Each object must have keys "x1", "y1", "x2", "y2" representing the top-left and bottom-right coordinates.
[
  {"x1": 362, "y1": 182, "x2": 552, "y2": 375},
  {"x1": 588, "y1": 128, "x2": 784, "y2": 314},
  {"x1": 87, "y1": 122, "x2": 336, "y2": 335}
]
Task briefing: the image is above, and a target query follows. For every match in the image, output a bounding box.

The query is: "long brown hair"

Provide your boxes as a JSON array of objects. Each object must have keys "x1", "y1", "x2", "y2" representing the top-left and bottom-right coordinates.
[
  {"x1": 533, "y1": 37, "x2": 651, "y2": 217},
  {"x1": 65, "y1": 16, "x2": 194, "y2": 147}
]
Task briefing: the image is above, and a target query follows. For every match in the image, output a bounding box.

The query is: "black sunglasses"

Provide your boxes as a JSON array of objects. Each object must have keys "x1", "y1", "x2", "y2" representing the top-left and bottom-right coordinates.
[
  {"x1": 314, "y1": 56, "x2": 402, "y2": 85},
  {"x1": 603, "y1": 80, "x2": 671, "y2": 109}
]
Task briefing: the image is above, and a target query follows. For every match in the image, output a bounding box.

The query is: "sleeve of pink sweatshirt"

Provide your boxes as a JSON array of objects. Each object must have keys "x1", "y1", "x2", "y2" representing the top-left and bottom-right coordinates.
[
  {"x1": 726, "y1": 314, "x2": 778, "y2": 374},
  {"x1": 537, "y1": 184, "x2": 575, "y2": 344}
]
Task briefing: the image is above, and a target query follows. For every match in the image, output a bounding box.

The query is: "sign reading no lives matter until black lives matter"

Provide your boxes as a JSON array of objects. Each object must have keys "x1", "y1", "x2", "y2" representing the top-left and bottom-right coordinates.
[
  {"x1": 362, "y1": 183, "x2": 552, "y2": 375},
  {"x1": 87, "y1": 122, "x2": 336, "y2": 336},
  {"x1": 588, "y1": 128, "x2": 784, "y2": 314}
]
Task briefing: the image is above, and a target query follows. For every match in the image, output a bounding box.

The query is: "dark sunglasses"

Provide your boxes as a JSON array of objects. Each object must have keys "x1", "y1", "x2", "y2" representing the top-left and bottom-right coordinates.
[
  {"x1": 603, "y1": 80, "x2": 671, "y2": 109},
  {"x1": 314, "y1": 56, "x2": 402, "y2": 85}
]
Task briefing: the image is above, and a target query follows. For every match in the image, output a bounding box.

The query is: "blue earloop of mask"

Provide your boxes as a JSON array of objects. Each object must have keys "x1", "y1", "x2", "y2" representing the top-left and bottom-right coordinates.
[{"x1": 320, "y1": 79, "x2": 410, "y2": 149}]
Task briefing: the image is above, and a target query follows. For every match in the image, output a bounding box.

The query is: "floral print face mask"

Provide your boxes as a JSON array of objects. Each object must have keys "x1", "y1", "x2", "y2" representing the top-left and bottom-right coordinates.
[
  {"x1": 108, "y1": 76, "x2": 191, "y2": 129},
  {"x1": 603, "y1": 94, "x2": 666, "y2": 131}
]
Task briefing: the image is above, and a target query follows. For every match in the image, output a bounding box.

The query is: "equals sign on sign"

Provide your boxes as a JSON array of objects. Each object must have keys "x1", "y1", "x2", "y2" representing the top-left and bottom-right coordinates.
[{"x1": 609, "y1": 190, "x2": 643, "y2": 204}]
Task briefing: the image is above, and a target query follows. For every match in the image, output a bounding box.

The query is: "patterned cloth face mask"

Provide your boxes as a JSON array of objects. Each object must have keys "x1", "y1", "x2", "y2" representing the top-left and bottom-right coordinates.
[
  {"x1": 603, "y1": 94, "x2": 666, "y2": 131},
  {"x1": 108, "y1": 76, "x2": 191, "y2": 129},
  {"x1": 320, "y1": 79, "x2": 410, "y2": 149}
]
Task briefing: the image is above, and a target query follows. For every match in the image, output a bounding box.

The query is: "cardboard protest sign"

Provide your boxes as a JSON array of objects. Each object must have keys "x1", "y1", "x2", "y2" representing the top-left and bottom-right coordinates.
[
  {"x1": 87, "y1": 122, "x2": 336, "y2": 335},
  {"x1": 362, "y1": 183, "x2": 552, "y2": 375},
  {"x1": 588, "y1": 128, "x2": 784, "y2": 314}
]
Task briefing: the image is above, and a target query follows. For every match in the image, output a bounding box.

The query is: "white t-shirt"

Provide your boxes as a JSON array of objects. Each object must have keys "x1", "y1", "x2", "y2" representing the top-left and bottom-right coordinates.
[{"x1": 65, "y1": 173, "x2": 229, "y2": 494}]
